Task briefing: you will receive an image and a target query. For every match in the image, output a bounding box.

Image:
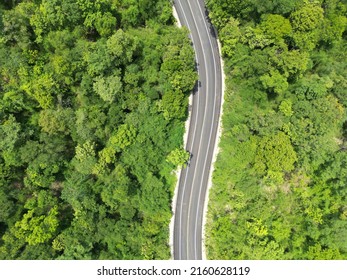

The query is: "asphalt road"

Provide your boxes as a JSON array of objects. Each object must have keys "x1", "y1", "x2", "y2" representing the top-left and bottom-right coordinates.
[{"x1": 173, "y1": 0, "x2": 222, "y2": 260}]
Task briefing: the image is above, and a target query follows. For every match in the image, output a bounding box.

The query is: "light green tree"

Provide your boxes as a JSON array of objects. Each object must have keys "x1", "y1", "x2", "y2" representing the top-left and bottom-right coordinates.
[
  {"x1": 260, "y1": 70, "x2": 288, "y2": 94},
  {"x1": 259, "y1": 14, "x2": 292, "y2": 43},
  {"x1": 74, "y1": 141, "x2": 97, "y2": 174},
  {"x1": 219, "y1": 17, "x2": 241, "y2": 57},
  {"x1": 109, "y1": 124, "x2": 137, "y2": 151},
  {"x1": 255, "y1": 132, "x2": 297, "y2": 175},
  {"x1": 14, "y1": 206, "x2": 59, "y2": 246},
  {"x1": 93, "y1": 74, "x2": 122, "y2": 103},
  {"x1": 166, "y1": 148, "x2": 190, "y2": 168}
]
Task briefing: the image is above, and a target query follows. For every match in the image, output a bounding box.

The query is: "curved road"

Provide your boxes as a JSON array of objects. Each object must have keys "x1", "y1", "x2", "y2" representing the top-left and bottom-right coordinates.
[{"x1": 173, "y1": 0, "x2": 222, "y2": 260}]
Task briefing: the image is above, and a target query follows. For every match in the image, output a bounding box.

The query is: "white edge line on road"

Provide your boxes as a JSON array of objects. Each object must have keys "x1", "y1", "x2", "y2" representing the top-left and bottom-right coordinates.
[
  {"x1": 200, "y1": 25, "x2": 226, "y2": 261},
  {"x1": 193, "y1": 0, "x2": 219, "y2": 260},
  {"x1": 177, "y1": 0, "x2": 208, "y2": 260},
  {"x1": 184, "y1": 0, "x2": 211, "y2": 260},
  {"x1": 169, "y1": 2, "x2": 202, "y2": 260},
  {"x1": 170, "y1": 0, "x2": 225, "y2": 260}
]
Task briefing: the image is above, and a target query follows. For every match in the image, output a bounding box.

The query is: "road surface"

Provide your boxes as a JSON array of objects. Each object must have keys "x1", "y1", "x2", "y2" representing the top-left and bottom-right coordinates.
[{"x1": 173, "y1": 0, "x2": 223, "y2": 260}]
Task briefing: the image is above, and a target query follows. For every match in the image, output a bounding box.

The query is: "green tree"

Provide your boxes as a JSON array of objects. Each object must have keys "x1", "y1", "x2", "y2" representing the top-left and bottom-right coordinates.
[
  {"x1": 93, "y1": 74, "x2": 122, "y2": 103},
  {"x1": 14, "y1": 206, "x2": 59, "y2": 246},
  {"x1": 219, "y1": 17, "x2": 241, "y2": 57},
  {"x1": 290, "y1": 2, "x2": 324, "y2": 50},
  {"x1": 0, "y1": 0, "x2": 195, "y2": 260},
  {"x1": 84, "y1": 12, "x2": 117, "y2": 37},
  {"x1": 73, "y1": 141, "x2": 97, "y2": 174},
  {"x1": 38, "y1": 108, "x2": 74, "y2": 135},
  {"x1": 255, "y1": 132, "x2": 297, "y2": 176},
  {"x1": 0, "y1": 115, "x2": 21, "y2": 152},
  {"x1": 166, "y1": 148, "x2": 190, "y2": 168},
  {"x1": 259, "y1": 14, "x2": 292, "y2": 43},
  {"x1": 158, "y1": 90, "x2": 187, "y2": 120},
  {"x1": 260, "y1": 70, "x2": 288, "y2": 95},
  {"x1": 106, "y1": 30, "x2": 138, "y2": 66},
  {"x1": 1, "y1": 1, "x2": 36, "y2": 50},
  {"x1": 109, "y1": 124, "x2": 137, "y2": 151}
]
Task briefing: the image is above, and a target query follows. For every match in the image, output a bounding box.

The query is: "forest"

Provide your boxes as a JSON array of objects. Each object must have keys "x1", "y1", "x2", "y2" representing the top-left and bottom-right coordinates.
[
  {"x1": 0, "y1": 0, "x2": 196, "y2": 259},
  {"x1": 205, "y1": 0, "x2": 347, "y2": 259}
]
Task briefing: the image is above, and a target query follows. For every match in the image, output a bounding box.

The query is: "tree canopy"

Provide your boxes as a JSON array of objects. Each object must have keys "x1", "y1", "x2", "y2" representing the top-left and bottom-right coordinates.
[
  {"x1": 0, "y1": 0, "x2": 196, "y2": 259},
  {"x1": 206, "y1": 0, "x2": 347, "y2": 259}
]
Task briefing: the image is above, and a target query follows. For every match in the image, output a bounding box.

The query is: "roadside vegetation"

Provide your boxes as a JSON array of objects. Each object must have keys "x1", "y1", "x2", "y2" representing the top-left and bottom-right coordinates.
[
  {"x1": 0, "y1": 0, "x2": 196, "y2": 259},
  {"x1": 206, "y1": 0, "x2": 347, "y2": 259}
]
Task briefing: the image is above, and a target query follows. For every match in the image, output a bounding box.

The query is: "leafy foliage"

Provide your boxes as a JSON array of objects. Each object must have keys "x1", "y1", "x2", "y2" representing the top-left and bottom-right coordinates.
[
  {"x1": 206, "y1": 0, "x2": 347, "y2": 259},
  {"x1": 0, "y1": 0, "x2": 196, "y2": 259},
  {"x1": 166, "y1": 148, "x2": 190, "y2": 168}
]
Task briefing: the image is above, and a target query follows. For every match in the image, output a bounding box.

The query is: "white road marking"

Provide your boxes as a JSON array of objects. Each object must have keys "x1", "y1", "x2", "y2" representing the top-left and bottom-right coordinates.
[
  {"x1": 175, "y1": 0, "x2": 204, "y2": 260},
  {"x1": 175, "y1": 0, "x2": 220, "y2": 260},
  {"x1": 183, "y1": 0, "x2": 212, "y2": 259},
  {"x1": 193, "y1": 0, "x2": 219, "y2": 259}
]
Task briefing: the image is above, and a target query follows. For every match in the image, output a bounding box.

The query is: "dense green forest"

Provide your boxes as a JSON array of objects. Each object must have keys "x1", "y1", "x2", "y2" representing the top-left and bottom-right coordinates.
[
  {"x1": 0, "y1": 0, "x2": 196, "y2": 259},
  {"x1": 206, "y1": 0, "x2": 347, "y2": 259}
]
